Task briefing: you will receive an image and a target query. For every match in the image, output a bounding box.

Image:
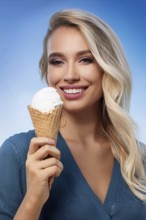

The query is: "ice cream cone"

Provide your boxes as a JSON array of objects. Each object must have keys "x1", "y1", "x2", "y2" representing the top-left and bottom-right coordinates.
[{"x1": 28, "y1": 105, "x2": 63, "y2": 140}]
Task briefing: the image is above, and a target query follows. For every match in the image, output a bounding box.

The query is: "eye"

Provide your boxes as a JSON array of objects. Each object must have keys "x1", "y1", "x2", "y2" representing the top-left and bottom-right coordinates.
[
  {"x1": 48, "y1": 59, "x2": 63, "y2": 65},
  {"x1": 79, "y1": 57, "x2": 94, "y2": 64}
]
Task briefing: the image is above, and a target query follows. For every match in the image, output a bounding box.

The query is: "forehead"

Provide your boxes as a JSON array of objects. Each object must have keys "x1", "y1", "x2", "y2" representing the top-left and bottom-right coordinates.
[{"x1": 47, "y1": 26, "x2": 90, "y2": 52}]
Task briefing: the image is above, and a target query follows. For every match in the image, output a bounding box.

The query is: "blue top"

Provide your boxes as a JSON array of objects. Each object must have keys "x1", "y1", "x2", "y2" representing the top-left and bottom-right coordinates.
[{"x1": 0, "y1": 130, "x2": 146, "y2": 220}]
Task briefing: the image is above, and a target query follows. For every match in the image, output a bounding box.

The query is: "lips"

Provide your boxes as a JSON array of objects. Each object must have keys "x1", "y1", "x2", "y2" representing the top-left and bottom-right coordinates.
[
  {"x1": 60, "y1": 85, "x2": 88, "y2": 100},
  {"x1": 63, "y1": 88, "x2": 84, "y2": 94}
]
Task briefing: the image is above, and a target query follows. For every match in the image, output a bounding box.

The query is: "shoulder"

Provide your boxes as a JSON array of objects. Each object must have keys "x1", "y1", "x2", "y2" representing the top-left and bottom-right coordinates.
[
  {"x1": 8, "y1": 129, "x2": 35, "y2": 148},
  {"x1": 0, "y1": 130, "x2": 35, "y2": 217},
  {"x1": 0, "y1": 130, "x2": 36, "y2": 162}
]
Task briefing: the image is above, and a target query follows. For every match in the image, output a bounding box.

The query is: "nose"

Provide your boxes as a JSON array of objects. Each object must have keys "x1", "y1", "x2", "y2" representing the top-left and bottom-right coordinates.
[{"x1": 63, "y1": 62, "x2": 80, "y2": 83}]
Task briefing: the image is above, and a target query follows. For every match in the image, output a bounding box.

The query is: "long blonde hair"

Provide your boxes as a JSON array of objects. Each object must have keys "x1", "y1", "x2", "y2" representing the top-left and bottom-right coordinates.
[{"x1": 39, "y1": 9, "x2": 146, "y2": 201}]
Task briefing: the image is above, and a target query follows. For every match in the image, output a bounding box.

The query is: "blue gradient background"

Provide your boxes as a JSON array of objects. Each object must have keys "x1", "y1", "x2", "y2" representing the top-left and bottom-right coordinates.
[{"x1": 0, "y1": 0, "x2": 145, "y2": 145}]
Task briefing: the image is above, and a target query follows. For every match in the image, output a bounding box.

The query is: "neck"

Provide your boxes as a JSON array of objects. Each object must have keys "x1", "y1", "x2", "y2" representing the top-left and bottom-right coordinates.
[{"x1": 60, "y1": 106, "x2": 102, "y2": 142}]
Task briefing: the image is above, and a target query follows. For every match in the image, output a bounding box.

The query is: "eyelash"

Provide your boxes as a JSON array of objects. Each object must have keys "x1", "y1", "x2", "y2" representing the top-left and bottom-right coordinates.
[
  {"x1": 48, "y1": 60, "x2": 63, "y2": 65},
  {"x1": 79, "y1": 57, "x2": 94, "y2": 63},
  {"x1": 48, "y1": 57, "x2": 94, "y2": 66}
]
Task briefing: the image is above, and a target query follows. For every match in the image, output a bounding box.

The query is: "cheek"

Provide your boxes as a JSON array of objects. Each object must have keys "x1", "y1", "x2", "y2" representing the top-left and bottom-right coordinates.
[
  {"x1": 86, "y1": 68, "x2": 104, "y2": 96},
  {"x1": 46, "y1": 73, "x2": 54, "y2": 86},
  {"x1": 46, "y1": 67, "x2": 60, "y2": 86},
  {"x1": 83, "y1": 67, "x2": 103, "y2": 85}
]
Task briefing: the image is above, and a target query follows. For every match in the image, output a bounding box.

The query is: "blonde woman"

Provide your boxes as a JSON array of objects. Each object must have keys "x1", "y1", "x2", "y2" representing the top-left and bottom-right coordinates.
[{"x1": 0, "y1": 9, "x2": 145, "y2": 220}]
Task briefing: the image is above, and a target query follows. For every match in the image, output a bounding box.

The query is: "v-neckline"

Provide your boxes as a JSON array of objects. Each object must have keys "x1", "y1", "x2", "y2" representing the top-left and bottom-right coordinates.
[{"x1": 58, "y1": 132, "x2": 120, "y2": 211}]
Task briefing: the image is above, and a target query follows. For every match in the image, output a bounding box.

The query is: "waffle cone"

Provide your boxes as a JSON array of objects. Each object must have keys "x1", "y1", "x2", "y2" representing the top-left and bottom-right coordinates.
[{"x1": 28, "y1": 105, "x2": 63, "y2": 139}]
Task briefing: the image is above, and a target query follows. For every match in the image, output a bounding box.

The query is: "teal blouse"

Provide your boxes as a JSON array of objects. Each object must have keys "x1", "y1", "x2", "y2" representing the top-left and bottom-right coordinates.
[{"x1": 0, "y1": 130, "x2": 145, "y2": 219}]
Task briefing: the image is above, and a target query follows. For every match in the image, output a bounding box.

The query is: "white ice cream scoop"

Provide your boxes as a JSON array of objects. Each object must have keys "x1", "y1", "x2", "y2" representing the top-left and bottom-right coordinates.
[{"x1": 31, "y1": 87, "x2": 63, "y2": 113}]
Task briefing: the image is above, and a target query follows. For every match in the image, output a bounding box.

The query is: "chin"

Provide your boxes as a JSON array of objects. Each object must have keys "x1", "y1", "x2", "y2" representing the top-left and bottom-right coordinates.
[{"x1": 63, "y1": 103, "x2": 88, "y2": 114}]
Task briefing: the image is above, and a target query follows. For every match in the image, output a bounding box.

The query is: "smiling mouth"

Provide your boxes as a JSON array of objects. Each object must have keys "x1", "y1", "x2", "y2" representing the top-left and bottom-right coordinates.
[
  {"x1": 60, "y1": 86, "x2": 88, "y2": 99},
  {"x1": 60, "y1": 86, "x2": 88, "y2": 93},
  {"x1": 63, "y1": 88, "x2": 85, "y2": 94}
]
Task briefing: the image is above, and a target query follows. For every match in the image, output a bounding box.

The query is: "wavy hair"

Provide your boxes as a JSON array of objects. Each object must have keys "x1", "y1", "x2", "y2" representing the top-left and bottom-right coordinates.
[{"x1": 39, "y1": 9, "x2": 146, "y2": 201}]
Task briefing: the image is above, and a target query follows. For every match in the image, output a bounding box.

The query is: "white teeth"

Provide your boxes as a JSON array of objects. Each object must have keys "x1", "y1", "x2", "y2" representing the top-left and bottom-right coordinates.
[{"x1": 63, "y1": 89, "x2": 83, "y2": 94}]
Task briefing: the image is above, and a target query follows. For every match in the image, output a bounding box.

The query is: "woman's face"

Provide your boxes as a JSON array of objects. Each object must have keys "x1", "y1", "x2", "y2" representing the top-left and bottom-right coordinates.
[{"x1": 47, "y1": 26, "x2": 104, "y2": 113}]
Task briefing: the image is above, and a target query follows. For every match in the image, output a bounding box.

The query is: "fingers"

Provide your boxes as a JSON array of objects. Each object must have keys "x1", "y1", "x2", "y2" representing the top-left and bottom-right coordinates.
[
  {"x1": 27, "y1": 137, "x2": 60, "y2": 161},
  {"x1": 26, "y1": 153, "x2": 63, "y2": 181},
  {"x1": 27, "y1": 137, "x2": 63, "y2": 178},
  {"x1": 27, "y1": 144, "x2": 61, "y2": 161},
  {"x1": 42, "y1": 163, "x2": 63, "y2": 179},
  {"x1": 25, "y1": 137, "x2": 63, "y2": 205},
  {"x1": 39, "y1": 157, "x2": 63, "y2": 170},
  {"x1": 28, "y1": 137, "x2": 55, "y2": 155}
]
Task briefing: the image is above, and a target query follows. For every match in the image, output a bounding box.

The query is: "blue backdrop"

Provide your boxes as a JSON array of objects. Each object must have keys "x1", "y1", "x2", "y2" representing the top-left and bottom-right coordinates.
[{"x1": 0, "y1": 0, "x2": 145, "y2": 144}]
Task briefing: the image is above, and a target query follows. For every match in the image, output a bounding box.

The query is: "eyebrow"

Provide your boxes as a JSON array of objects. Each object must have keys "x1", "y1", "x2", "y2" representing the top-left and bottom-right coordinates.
[{"x1": 48, "y1": 50, "x2": 92, "y2": 59}]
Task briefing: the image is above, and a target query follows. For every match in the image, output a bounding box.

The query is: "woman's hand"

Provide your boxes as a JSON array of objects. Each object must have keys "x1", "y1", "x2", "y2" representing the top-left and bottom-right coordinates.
[{"x1": 25, "y1": 137, "x2": 63, "y2": 207}]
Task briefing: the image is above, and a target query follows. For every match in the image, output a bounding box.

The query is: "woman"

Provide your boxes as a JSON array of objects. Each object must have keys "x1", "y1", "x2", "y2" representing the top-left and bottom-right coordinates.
[{"x1": 0, "y1": 9, "x2": 146, "y2": 220}]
